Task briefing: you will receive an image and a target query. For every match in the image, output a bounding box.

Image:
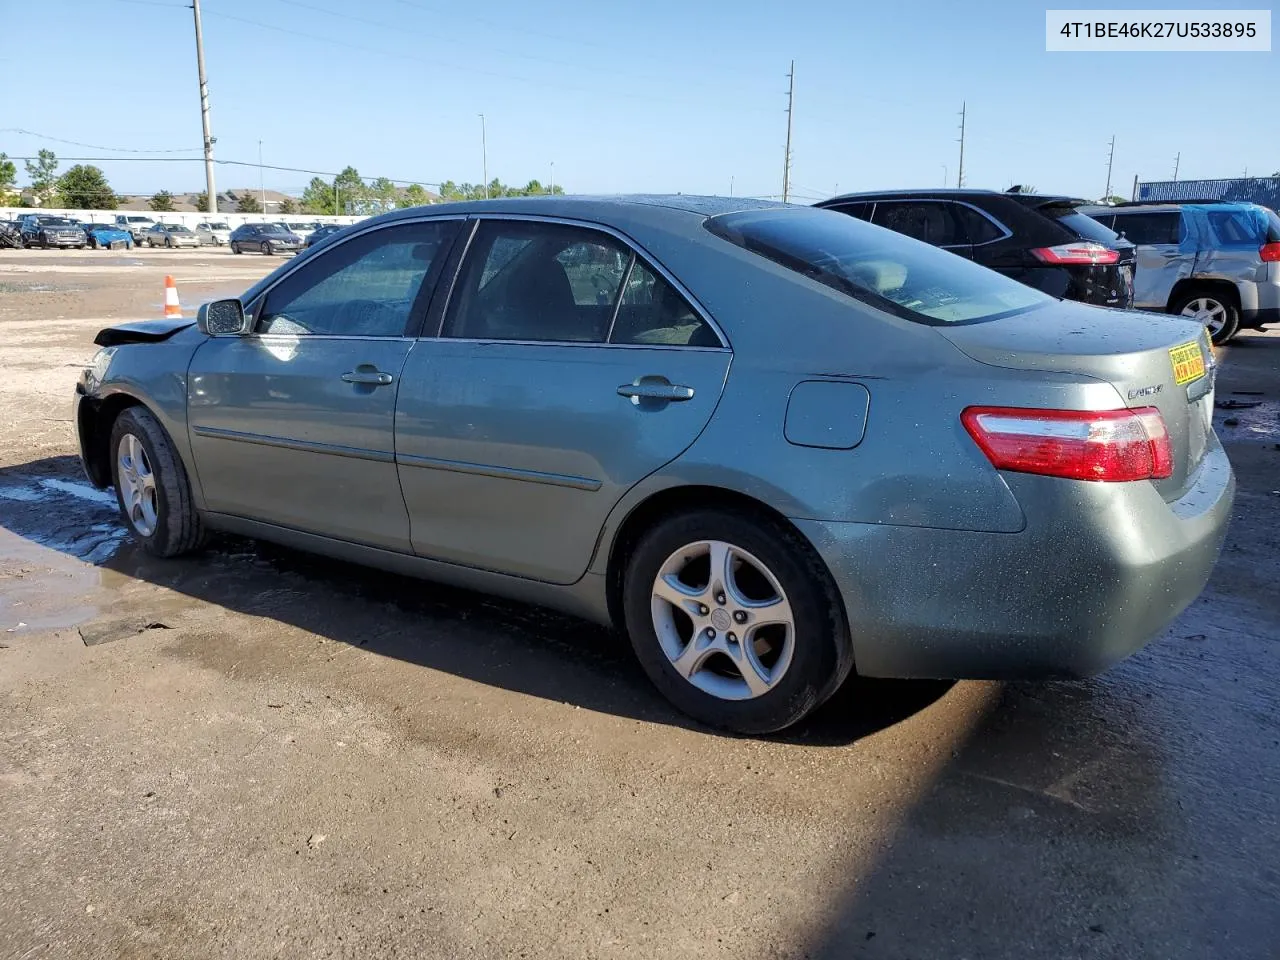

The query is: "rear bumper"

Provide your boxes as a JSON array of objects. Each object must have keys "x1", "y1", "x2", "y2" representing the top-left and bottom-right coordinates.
[
  {"x1": 794, "y1": 439, "x2": 1234, "y2": 679},
  {"x1": 1240, "y1": 280, "x2": 1280, "y2": 327},
  {"x1": 999, "y1": 263, "x2": 1134, "y2": 308}
]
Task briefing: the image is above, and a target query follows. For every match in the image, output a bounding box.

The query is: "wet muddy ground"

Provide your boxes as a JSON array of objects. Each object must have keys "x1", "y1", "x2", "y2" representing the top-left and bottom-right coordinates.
[{"x1": 1, "y1": 247, "x2": 1277, "y2": 959}]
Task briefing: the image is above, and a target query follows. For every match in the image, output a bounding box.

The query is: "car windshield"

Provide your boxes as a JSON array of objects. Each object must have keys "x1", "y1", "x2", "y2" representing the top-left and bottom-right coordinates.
[
  {"x1": 127, "y1": 217, "x2": 152, "y2": 224},
  {"x1": 706, "y1": 207, "x2": 1051, "y2": 324},
  {"x1": 39, "y1": 218, "x2": 75, "y2": 226},
  {"x1": 208, "y1": 222, "x2": 230, "y2": 230}
]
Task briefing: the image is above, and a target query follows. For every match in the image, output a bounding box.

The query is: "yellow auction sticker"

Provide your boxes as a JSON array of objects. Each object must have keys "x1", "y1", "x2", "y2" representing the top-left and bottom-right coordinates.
[{"x1": 1169, "y1": 340, "x2": 1206, "y2": 385}]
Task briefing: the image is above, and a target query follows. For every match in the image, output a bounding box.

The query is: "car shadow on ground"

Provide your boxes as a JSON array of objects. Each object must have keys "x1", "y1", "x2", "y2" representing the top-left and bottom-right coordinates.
[{"x1": 0, "y1": 454, "x2": 951, "y2": 745}]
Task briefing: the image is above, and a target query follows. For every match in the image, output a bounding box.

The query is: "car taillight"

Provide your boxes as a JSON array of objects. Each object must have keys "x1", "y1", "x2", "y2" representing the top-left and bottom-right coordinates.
[
  {"x1": 1260, "y1": 242, "x2": 1280, "y2": 262},
  {"x1": 962, "y1": 406, "x2": 1173, "y2": 482},
  {"x1": 1029, "y1": 243, "x2": 1120, "y2": 265}
]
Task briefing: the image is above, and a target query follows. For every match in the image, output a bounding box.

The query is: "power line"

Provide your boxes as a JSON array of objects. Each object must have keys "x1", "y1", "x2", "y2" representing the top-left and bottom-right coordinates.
[
  {"x1": 3, "y1": 156, "x2": 443, "y2": 187},
  {"x1": 1, "y1": 128, "x2": 199, "y2": 154}
]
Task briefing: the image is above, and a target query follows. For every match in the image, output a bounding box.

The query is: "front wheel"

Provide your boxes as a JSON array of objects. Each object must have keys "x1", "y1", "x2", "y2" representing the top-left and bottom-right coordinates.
[
  {"x1": 231, "y1": 241, "x2": 241, "y2": 254},
  {"x1": 1173, "y1": 290, "x2": 1240, "y2": 345},
  {"x1": 261, "y1": 241, "x2": 273, "y2": 256},
  {"x1": 623, "y1": 508, "x2": 853, "y2": 734},
  {"x1": 109, "y1": 407, "x2": 205, "y2": 557}
]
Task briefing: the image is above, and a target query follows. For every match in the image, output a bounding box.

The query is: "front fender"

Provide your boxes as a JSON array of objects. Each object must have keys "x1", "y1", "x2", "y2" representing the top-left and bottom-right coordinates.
[{"x1": 78, "y1": 329, "x2": 207, "y2": 508}]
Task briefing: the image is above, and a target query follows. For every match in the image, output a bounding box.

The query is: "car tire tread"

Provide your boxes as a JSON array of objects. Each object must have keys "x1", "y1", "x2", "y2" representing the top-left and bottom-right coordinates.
[{"x1": 109, "y1": 406, "x2": 205, "y2": 558}]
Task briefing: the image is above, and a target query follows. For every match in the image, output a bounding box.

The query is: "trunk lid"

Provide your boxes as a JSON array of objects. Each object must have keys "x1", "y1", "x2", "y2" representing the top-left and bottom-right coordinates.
[{"x1": 938, "y1": 302, "x2": 1216, "y2": 498}]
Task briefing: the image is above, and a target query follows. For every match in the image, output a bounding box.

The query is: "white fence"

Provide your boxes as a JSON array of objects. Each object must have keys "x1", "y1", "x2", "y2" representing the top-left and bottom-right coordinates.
[{"x1": 0, "y1": 207, "x2": 368, "y2": 229}]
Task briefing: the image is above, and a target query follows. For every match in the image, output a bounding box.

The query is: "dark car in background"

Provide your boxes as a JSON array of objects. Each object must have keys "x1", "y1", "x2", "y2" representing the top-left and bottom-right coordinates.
[
  {"x1": 1080, "y1": 201, "x2": 1280, "y2": 344},
  {"x1": 303, "y1": 223, "x2": 346, "y2": 248},
  {"x1": 816, "y1": 189, "x2": 1136, "y2": 309},
  {"x1": 229, "y1": 222, "x2": 304, "y2": 256},
  {"x1": 19, "y1": 215, "x2": 88, "y2": 249}
]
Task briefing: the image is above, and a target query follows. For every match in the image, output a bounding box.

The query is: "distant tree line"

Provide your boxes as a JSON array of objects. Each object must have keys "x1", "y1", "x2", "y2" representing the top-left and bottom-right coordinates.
[{"x1": 1, "y1": 148, "x2": 566, "y2": 212}]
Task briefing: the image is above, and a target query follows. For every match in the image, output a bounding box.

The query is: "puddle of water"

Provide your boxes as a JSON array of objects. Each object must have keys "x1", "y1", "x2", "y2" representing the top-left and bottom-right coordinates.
[
  {"x1": 1216, "y1": 399, "x2": 1280, "y2": 442},
  {"x1": 39, "y1": 478, "x2": 118, "y2": 506},
  {"x1": 0, "y1": 528, "x2": 106, "y2": 631}
]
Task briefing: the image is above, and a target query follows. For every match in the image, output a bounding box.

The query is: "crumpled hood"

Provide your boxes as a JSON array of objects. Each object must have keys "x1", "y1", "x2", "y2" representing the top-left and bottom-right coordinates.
[{"x1": 94, "y1": 318, "x2": 196, "y2": 347}]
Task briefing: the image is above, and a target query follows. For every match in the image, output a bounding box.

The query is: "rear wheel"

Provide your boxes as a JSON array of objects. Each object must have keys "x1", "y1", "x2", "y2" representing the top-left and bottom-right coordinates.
[
  {"x1": 1173, "y1": 289, "x2": 1239, "y2": 345},
  {"x1": 109, "y1": 407, "x2": 204, "y2": 558},
  {"x1": 623, "y1": 507, "x2": 853, "y2": 734}
]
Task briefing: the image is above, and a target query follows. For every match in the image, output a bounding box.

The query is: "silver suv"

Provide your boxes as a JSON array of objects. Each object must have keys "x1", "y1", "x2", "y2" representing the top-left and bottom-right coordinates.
[{"x1": 1081, "y1": 201, "x2": 1280, "y2": 344}]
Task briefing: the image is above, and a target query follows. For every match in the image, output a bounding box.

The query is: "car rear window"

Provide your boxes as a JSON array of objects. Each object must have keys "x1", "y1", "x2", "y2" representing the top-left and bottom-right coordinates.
[
  {"x1": 705, "y1": 208, "x2": 1050, "y2": 324},
  {"x1": 1039, "y1": 206, "x2": 1120, "y2": 243}
]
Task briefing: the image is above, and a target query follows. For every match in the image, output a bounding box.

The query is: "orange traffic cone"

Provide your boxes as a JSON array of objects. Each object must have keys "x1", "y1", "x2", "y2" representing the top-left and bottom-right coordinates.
[{"x1": 163, "y1": 275, "x2": 182, "y2": 318}]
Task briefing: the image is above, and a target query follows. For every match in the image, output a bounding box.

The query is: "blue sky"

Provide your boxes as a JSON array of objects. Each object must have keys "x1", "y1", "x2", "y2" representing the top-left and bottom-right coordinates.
[{"x1": 5, "y1": 0, "x2": 1277, "y2": 201}]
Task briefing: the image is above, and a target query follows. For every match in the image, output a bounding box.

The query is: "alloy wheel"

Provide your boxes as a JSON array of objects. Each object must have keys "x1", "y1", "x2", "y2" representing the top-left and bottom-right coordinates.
[
  {"x1": 650, "y1": 539, "x2": 795, "y2": 700},
  {"x1": 117, "y1": 433, "x2": 159, "y2": 537},
  {"x1": 1180, "y1": 297, "x2": 1228, "y2": 337}
]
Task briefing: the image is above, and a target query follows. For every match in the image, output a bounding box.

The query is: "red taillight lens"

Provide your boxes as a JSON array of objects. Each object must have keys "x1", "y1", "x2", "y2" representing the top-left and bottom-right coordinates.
[
  {"x1": 961, "y1": 406, "x2": 1173, "y2": 482},
  {"x1": 1030, "y1": 242, "x2": 1120, "y2": 265},
  {"x1": 1259, "y1": 242, "x2": 1280, "y2": 262}
]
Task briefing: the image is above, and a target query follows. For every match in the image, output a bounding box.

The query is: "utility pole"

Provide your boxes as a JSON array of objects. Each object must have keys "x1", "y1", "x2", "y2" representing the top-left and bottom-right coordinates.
[
  {"x1": 549, "y1": 161, "x2": 554, "y2": 194},
  {"x1": 729, "y1": 175, "x2": 734, "y2": 197},
  {"x1": 191, "y1": 0, "x2": 216, "y2": 214},
  {"x1": 782, "y1": 60, "x2": 794, "y2": 203},
  {"x1": 1131, "y1": 173, "x2": 1139, "y2": 201},
  {"x1": 956, "y1": 102, "x2": 966, "y2": 188},
  {"x1": 258, "y1": 140, "x2": 265, "y2": 213},
  {"x1": 1104, "y1": 134, "x2": 1116, "y2": 199},
  {"x1": 479, "y1": 114, "x2": 488, "y2": 199},
  {"x1": 942, "y1": 164, "x2": 948, "y2": 187},
  {"x1": 1172, "y1": 152, "x2": 1180, "y2": 182}
]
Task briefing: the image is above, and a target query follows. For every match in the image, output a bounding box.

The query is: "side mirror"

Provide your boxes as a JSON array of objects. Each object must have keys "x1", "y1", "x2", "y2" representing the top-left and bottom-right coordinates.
[{"x1": 198, "y1": 299, "x2": 249, "y2": 336}]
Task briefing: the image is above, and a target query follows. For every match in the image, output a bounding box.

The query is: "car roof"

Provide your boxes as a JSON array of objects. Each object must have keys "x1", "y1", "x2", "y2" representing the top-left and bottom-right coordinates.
[
  {"x1": 818, "y1": 188, "x2": 1085, "y2": 207},
  {"x1": 363, "y1": 194, "x2": 786, "y2": 226}
]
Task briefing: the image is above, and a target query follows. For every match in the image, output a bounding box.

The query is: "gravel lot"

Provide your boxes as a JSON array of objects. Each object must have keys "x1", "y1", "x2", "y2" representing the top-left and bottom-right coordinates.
[{"x1": 1, "y1": 246, "x2": 1278, "y2": 959}]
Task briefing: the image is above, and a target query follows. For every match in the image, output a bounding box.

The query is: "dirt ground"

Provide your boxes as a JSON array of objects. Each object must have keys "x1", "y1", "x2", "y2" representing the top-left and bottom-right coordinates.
[{"x1": 1, "y1": 247, "x2": 1277, "y2": 959}]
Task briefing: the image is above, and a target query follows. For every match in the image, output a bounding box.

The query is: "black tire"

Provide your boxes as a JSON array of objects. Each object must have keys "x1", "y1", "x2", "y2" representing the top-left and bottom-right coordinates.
[
  {"x1": 1171, "y1": 289, "x2": 1240, "y2": 345},
  {"x1": 261, "y1": 241, "x2": 273, "y2": 256},
  {"x1": 87, "y1": 238, "x2": 98, "y2": 250},
  {"x1": 165, "y1": 237, "x2": 173, "y2": 249},
  {"x1": 108, "y1": 406, "x2": 205, "y2": 558},
  {"x1": 622, "y1": 507, "x2": 853, "y2": 734},
  {"x1": 231, "y1": 241, "x2": 241, "y2": 254}
]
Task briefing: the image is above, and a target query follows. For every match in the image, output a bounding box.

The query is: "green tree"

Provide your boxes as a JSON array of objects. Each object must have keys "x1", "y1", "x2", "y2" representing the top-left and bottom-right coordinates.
[
  {"x1": 0, "y1": 153, "x2": 17, "y2": 201},
  {"x1": 236, "y1": 193, "x2": 262, "y2": 213},
  {"x1": 24, "y1": 149, "x2": 58, "y2": 205},
  {"x1": 279, "y1": 197, "x2": 297, "y2": 215},
  {"x1": 332, "y1": 166, "x2": 367, "y2": 214},
  {"x1": 149, "y1": 189, "x2": 176, "y2": 212},
  {"x1": 399, "y1": 183, "x2": 430, "y2": 208},
  {"x1": 369, "y1": 176, "x2": 397, "y2": 211},
  {"x1": 192, "y1": 190, "x2": 215, "y2": 212},
  {"x1": 1101, "y1": 194, "x2": 1127, "y2": 205},
  {"x1": 56, "y1": 165, "x2": 117, "y2": 209},
  {"x1": 301, "y1": 177, "x2": 336, "y2": 215}
]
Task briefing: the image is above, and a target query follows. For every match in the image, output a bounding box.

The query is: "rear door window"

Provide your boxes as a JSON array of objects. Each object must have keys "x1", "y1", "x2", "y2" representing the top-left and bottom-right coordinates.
[
  {"x1": 956, "y1": 205, "x2": 1006, "y2": 244},
  {"x1": 1110, "y1": 212, "x2": 1181, "y2": 245},
  {"x1": 872, "y1": 201, "x2": 967, "y2": 247}
]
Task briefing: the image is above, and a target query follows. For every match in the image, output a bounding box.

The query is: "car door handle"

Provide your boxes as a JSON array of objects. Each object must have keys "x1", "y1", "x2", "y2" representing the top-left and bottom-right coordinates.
[
  {"x1": 341, "y1": 370, "x2": 395, "y2": 386},
  {"x1": 617, "y1": 380, "x2": 695, "y2": 402}
]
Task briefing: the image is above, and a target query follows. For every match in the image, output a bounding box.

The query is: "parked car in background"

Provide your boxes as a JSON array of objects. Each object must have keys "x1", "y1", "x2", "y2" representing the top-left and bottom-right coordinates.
[
  {"x1": 1080, "y1": 201, "x2": 1280, "y2": 344},
  {"x1": 816, "y1": 189, "x2": 1136, "y2": 309},
  {"x1": 303, "y1": 223, "x2": 346, "y2": 248},
  {"x1": 229, "y1": 222, "x2": 303, "y2": 255},
  {"x1": 19, "y1": 215, "x2": 87, "y2": 249},
  {"x1": 84, "y1": 223, "x2": 135, "y2": 250},
  {"x1": 0, "y1": 220, "x2": 24, "y2": 249},
  {"x1": 144, "y1": 223, "x2": 200, "y2": 248},
  {"x1": 73, "y1": 196, "x2": 1232, "y2": 733},
  {"x1": 283, "y1": 221, "x2": 319, "y2": 239},
  {"x1": 195, "y1": 222, "x2": 232, "y2": 246},
  {"x1": 114, "y1": 215, "x2": 158, "y2": 243}
]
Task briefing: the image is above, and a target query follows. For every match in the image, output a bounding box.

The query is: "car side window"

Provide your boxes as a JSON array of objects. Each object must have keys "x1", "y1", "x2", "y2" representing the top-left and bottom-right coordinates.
[
  {"x1": 829, "y1": 202, "x2": 874, "y2": 222},
  {"x1": 873, "y1": 201, "x2": 967, "y2": 247},
  {"x1": 957, "y1": 205, "x2": 1005, "y2": 244},
  {"x1": 256, "y1": 220, "x2": 457, "y2": 337},
  {"x1": 609, "y1": 261, "x2": 719, "y2": 347},
  {"x1": 1111, "y1": 212, "x2": 1180, "y2": 245},
  {"x1": 444, "y1": 220, "x2": 631, "y2": 342}
]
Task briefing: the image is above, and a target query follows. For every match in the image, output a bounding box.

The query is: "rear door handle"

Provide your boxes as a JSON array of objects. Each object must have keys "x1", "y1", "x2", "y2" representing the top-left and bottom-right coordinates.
[
  {"x1": 617, "y1": 380, "x2": 695, "y2": 402},
  {"x1": 341, "y1": 370, "x2": 395, "y2": 386}
]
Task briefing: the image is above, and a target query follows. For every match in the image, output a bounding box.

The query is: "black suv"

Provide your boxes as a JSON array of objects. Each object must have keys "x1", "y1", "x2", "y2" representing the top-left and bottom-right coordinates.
[{"x1": 815, "y1": 190, "x2": 1135, "y2": 308}]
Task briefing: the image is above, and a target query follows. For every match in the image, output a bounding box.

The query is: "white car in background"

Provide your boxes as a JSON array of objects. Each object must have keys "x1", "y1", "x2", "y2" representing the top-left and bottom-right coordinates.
[
  {"x1": 113, "y1": 214, "x2": 157, "y2": 243},
  {"x1": 281, "y1": 221, "x2": 319, "y2": 239},
  {"x1": 195, "y1": 222, "x2": 233, "y2": 246}
]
